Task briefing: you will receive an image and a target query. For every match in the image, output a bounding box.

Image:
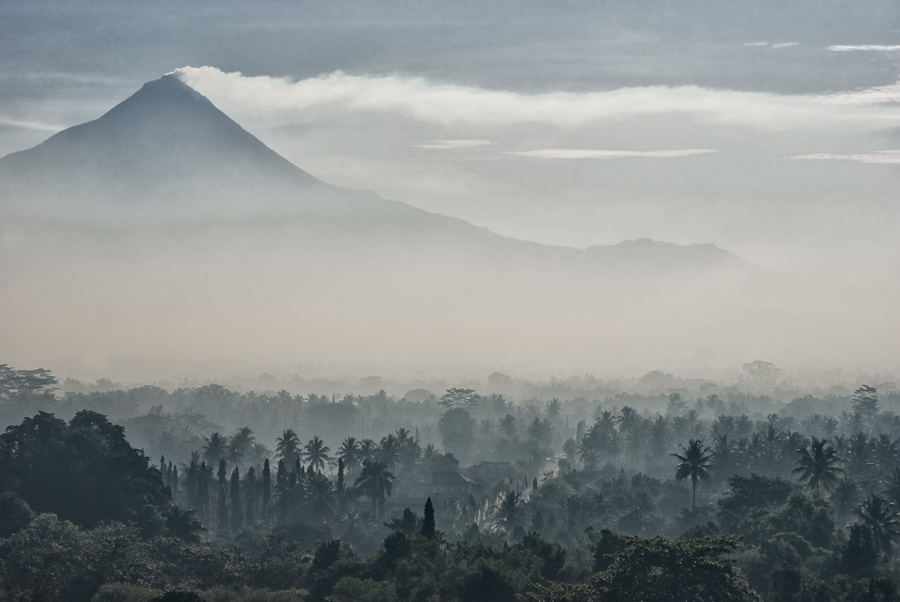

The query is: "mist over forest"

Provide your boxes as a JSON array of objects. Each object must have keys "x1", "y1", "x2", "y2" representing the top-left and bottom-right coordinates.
[{"x1": 2, "y1": 1, "x2": 900, "y2": 601}]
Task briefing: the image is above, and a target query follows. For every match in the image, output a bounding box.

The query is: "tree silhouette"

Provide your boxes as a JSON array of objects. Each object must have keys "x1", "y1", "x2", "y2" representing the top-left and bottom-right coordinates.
[
  {"x1": 304, "y1": 436, "x2": 331, "y2": 473},
  {"x1": 498, "y1": 414, "x2": 517, "y2": 438},
  {"x1": 354, "y1": 460, "x2": 394, "y2": 520},
  {"x1": 377, "y1": 434, "x2": 402, "y2": 471},
  {"x1": 338, "y1": 437, "x2": 361, "y2": 472},
  {"x1": 855, "y1": 493, "x2": 900, "y2": 558},
  {"x1": 275, "y1": 429, "x2": 301, "y2": 466},
  {"x1": 493, "y1": 491, "x2": 522, "y2": 534},
  {"x1": 793, "y1": 436, "x2": 842, "y2": 492},
  {"x1": 261, "y1": 459, "x2": 271, "y2": 520},
  {"x1": 202, "y1": 432, "x2": 227, "y2": 466},
  {"x1": 230, "y1": 467, "x2": 242, "y2": 532},
  {"x1": 851, "y1": 385, "x2": 880, "y2": 425},
  {"x1": 421, "y1": 497, "x2": 436, "y2": 538},
  {"x1": 672, "y1": 439, "x2": 713, "y2": 511}
]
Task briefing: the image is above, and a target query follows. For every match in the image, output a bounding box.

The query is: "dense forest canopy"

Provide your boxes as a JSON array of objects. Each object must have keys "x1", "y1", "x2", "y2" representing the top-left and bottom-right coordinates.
[{"x1": 1, "y1": 363, "x2": 900, "y2": 601}]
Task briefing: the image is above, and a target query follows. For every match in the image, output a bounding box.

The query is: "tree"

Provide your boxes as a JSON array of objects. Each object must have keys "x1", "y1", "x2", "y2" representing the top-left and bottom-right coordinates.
[
  {"x1": 438, "y1": 408, "x2": 476, "y2": 459},
  {"x1": 493, "y1": 491, "x2": 522, "y2": 534},
  {"x1": 0, "y1": 410, "x2": 170, "y2": 535},
  {"x1": 196, "y1": 463, "x2": 210, "y2": 524},
  {"x1": 421, "y1": 497, "x2": 436, "y2": 538},
  {"x1": 230, "y1": 467, "x2": 243, "y2": 532},
  {"x1": 592, "y1": 536, "x2": 757, "y2": 602},
  {"x1": 439, "y1": 388, "x2": 477, "y2": 408},
  {"x1": 262, "y1": 458, "x2": 272, "y2": 520},
  {"x1": 792, "y1": 437, "x2": 842, "y2": 492},
  {"x1": 855, "y1": 493, "x2": 900, "y2": 558},
  {"x1": 202, "y1": 432, "x2": 227, "y2": 466},
  {"x1": 0, "y1": 365, "x2": 57, "y2": 419},
  {"x1": 304, "y1": 436, "x2": 331, "y2": 473},
  {"x1": 672, "y1": 439, "x2": 713, "y2": 511},
  {"x1": 216, "y1": 483, "x2": 228, "y2": 532},
  {"x1": 355, "y1": 460, "x2": 395, "y2": 520},
  {"x1": 245, "y1": 467, "x2": 257, "y2": 523},
  {"x1": 338, "y1": 436, "x2": 361, "y2": 472},
  {"x1": 852, "y1": 385, "x2": 879, "y2": 424},
  {"x1": 499, "y1": 414, "x2": 517, "y2": 438},
  {"x1": 276, "y1": 429, "x2": 301, "y2": 466}
]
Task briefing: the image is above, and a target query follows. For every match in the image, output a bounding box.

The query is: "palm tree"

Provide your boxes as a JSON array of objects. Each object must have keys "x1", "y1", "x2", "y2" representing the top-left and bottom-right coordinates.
[
  {"x1": 338, "y1": 436, "x2": 361, "y2": 472},
  {"x1": 526, "y1": 417, "x2": 552, "y2": 446},
  {"x1": 276, "y1": 429, "x2": 301, "y2": 465},
  {"x1": 672, "y1": 439, "x2": 713, "y2": 511},
  {"x1": 358, "y1": 439, "x2": 377, "y2": 464},
  {"x1": 493, "y1": 491, "x2": 521, "y2": 534},
  {"x1": 377, "y1": 434, "x2": 402, "y2": 471},
  {"x1": 832, "y1": 478, "x2": 859, "y2": 526},
  {"x1": 305, "y1": 473, "x2": 337, "y2": 520},
  {"x1": 203, "y1": 432, "x2": 228, "y2": 465},
  {"x1": 355, "y1": 460, "x2": 395, "y2": 519},
  {"x1": 856, "y1": 493, "x2": 900, "y2": 558},
  {"x1": 231, "y1": 427, "x2": 256, "y2": 457},
  {"x1": 304, "y1": 436, "x2": 331, "y2": 473},
  {"x1": 498, "y1": 414, "x2": 517, "y2": 438},
  {"x1": 546, "y1": 399, "x2": 562, "y2": 421},
  {"x1": 793, "y1": 437, "x2": 843, "y2": 492},
  {"x1": 883, "y1": 468, "x2": 900, "y2": 507},
  {"x1": 395, "y1": 428, "x2": 412, "y2": 446}
]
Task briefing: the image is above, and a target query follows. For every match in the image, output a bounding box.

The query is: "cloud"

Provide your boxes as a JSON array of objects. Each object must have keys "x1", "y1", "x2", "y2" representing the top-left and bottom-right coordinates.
[
  {"x1": 174, "y1": 66, "x2": 900, "y2": 132},
  {"x1": 413, "y1": 139, "x2": 492, "y2": 150},
  {"x1": 744, "y1": 41, "x2": 769, "y2": 46},
  {"x1": 828, "y1": 45, "x2": 900, "y2": 52},
  {"x1": 507, "y1": 149, "x2": 719, "y2": 159},
  {"x1": 790, "y1": 151, "x2": 900, "y2": 164},
  {"x1": 825, "y1": 80, "x2": 900, "y2": 105},
  {"x1": 0, "y1": 117, "x2": 63, "y2": 132},
  {"x1": 771, "y1": 42, "x2": 798, "y2": 49}
]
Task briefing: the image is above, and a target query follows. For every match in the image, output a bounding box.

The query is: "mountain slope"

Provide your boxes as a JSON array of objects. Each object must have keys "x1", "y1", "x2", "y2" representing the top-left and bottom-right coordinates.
[{"x1": 0, "y1": 74, "x2": 752, "y2": 274}]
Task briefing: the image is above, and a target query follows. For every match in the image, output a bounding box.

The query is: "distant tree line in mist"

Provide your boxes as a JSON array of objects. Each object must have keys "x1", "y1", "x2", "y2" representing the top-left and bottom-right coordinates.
[{"x1": 2, "y1": 363, "x2": 900, "y2": 601}]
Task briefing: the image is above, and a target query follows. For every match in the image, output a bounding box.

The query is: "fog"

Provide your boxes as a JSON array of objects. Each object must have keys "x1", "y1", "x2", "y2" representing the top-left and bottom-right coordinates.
[{"x1": 0, "y1": 0, "x2": 898, "y2": 384}]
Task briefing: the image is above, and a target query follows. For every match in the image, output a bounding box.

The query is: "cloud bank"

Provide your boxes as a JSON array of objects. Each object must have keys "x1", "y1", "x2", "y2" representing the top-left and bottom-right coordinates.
[
  {"x1": 828, "y1": 45, "x2": 900, "y2": 52},
  {"x1": 0, "y1": 117, "x2": 63, "y2": 132},
  {"x1": 508, "y1": 149, "x2": 719, "y2": 159},
  {"x1": 790, "y1": 151, "x2": 900, "y2": 164},
  {"x1": 413, "y1": 139, "x2": 492, "y2": 150},
  {"x1": 175, "y1": 67, "x2": 900, "y2": 131}
]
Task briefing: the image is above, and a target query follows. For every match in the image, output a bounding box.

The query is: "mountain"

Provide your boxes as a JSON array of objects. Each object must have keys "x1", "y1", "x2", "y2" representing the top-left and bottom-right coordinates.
[{"x1": 0, "y1": 74, "x2": 748, "y2": 273}]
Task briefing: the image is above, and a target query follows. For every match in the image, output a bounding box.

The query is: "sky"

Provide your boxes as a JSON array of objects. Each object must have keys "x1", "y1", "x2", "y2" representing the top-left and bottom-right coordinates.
[{"x1": 1, "y1": 0, "x2": 899, "y2": 380}]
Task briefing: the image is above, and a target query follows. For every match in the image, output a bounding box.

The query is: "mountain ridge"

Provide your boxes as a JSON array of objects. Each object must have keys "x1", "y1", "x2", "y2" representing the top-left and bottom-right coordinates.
[{"x1": 0, "y1": 74, "x2": 751, "y2": 272}]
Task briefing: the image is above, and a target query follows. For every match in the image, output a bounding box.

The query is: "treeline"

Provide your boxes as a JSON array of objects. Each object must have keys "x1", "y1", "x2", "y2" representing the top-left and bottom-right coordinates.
[{"x1": 4, "y1": 364, "x2": 900, "y2": 600}]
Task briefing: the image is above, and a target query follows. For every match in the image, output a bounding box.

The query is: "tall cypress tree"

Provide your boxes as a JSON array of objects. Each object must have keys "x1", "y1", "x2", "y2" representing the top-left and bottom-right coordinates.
[
  {"x1": 217, "y1": 484, "x2": 228, "y2": 532},
  {"x1": 217, "y1": 459, "x2": 228, "y2": 527},
  {"x1": 185, "y1": 460, "x2": 198, "y2": 509},
  {"x1": 230, "y1": 466, "x2": 243, "y2": 532},
  {"x1": 421, "y1": 497, "x2": 436, "y2": 538},
  {"x1": 171, "y1": 465, "x2": 179, "y2": 502},
  {"x1": 262, "y1": 459, "x2": 272, "y2": 520},
  {"x1": 160, "y1": 455, "x2": 166, "y2": 480},
  {"x1": 197, "y1": 462, "x2": 210, "y2": 524},
  {"x1": 337, "y1": 457, "x2": 346, "y2": 514},
  {"x1": 245, "y1": 467, "x2": 256, "y2": 523},
  {"x1": 276, "y1": 459, "x2": 286, "y2": 489}
]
